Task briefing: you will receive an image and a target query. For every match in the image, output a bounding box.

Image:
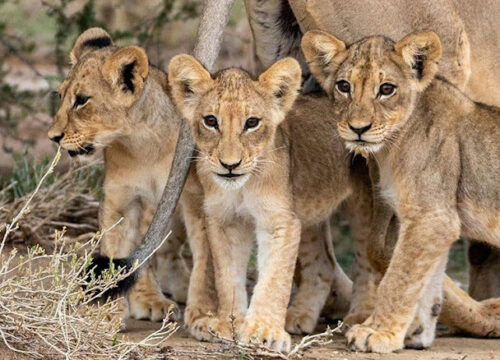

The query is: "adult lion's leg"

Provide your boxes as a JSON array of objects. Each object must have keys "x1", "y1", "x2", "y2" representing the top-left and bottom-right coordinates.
[
  {"x1": 286, "y1": 221, "x2": 351, "y2": 334},
  {"x1": 100, "y1": 192, "x2": 177, "y2": 322},
  {"x1": 244, "y1": 0, "x2": 303, "y2": 72}
]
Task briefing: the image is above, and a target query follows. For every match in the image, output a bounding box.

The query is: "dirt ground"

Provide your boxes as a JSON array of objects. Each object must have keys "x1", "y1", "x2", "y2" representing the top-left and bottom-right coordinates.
[
  {"x1": 1, "y1": 251, "x2": 497, "y2": 360},
  {"x1": 117, "y1": 319, "x2": 500, "y2": 360},
  {"x1": 2, "y1": 317, "x2": 499, "y2": 359}
]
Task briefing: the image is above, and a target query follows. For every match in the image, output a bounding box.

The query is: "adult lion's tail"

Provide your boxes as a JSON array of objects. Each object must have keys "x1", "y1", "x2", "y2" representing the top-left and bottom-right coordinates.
[{"x1": 441, "y1": 276, "x2": 500, "y2": 337}]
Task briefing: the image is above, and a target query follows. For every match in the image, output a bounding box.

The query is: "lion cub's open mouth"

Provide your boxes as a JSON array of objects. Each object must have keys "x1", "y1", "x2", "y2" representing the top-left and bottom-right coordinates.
[{"x1": 68, "y1": 144, "x2": 95, "y2": 157}]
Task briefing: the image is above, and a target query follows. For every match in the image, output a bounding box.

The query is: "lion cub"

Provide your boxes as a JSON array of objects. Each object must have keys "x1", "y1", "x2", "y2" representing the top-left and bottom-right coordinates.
[
  {"x1": 302, "y1": 30, "x2": 500, "y2": 353},
  {"x1": 47, "y1": 28, "x2": 192, "y2": 321},
  {"x1": 168, "y1": 55, "x2": 353, "y2": 351}
]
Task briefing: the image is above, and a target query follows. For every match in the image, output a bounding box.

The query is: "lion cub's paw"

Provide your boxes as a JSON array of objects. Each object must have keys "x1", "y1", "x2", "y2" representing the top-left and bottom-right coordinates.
[
  {"x1": 342, "y1": 310, "x2": 372, "y2": 331},
  {"x1": 128, "y1": 289, "x2": 179, "y2": 322},
  {"x1": 189, "y1": 316, "x2": 216, "y2": 341},
  {"x1": 239, "y1": 318, "x2": 292, "y2": 353},
  {"x1": 404, "y1": 322, "x2": 435, "y2": 350},
  {"x1": 346, "y1": 324, "x2": 404, "y2": 353},
  {"x1": 184, "y1": 305, "x2": 213, "y2": 328},
  {"x1": 189, "y1": 316, "x2": 241, "y2": 342},
  {"x1": 285, "y1": 306, "x2": 317, "y2": 334}
]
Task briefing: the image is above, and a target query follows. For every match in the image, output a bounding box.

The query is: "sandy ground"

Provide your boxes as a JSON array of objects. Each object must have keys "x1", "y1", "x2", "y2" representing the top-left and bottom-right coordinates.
[
  {"x1": 118, "y1": 318, "x2": 500, "y2": 360},
  {"x1": 2, "y1": 317, "x2": 499, "y2": 359}
]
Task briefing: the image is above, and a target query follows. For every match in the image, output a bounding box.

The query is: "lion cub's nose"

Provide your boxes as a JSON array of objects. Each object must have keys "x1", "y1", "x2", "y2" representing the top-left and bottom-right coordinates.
[
  {"x1": 220, "y1": 160, "x2": 241, "y2": 171},
  {"x1": 49, "y1": 132, "x2": 65, "y2": 143},
  {"x1": 349, "y1": 123, "x2": 372, "y2": 136}
]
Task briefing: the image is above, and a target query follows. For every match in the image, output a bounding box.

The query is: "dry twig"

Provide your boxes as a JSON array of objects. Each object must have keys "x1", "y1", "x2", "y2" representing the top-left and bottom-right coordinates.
[{"x1": 203, "y1": 314, "x2": 342, "y2": 359}]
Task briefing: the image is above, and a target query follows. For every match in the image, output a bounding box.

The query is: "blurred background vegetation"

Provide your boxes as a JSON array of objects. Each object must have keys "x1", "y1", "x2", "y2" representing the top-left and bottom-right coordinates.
[{"x1": 0, "y1": 0, "x2": 468, "y2": 283}]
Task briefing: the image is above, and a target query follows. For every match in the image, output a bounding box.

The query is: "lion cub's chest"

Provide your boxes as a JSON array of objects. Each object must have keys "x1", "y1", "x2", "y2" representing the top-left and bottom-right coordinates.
[
  {"x1": 105, "y1": 160, "x2": 169, "y2": 208},
  {"x1": 205, "y1": 188, "x2": 255, "y2": 224}
]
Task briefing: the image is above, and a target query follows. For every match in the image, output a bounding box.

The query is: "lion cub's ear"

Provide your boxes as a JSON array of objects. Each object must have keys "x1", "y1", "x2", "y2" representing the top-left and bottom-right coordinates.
[
  {"x1": 70, "y1": 27, "x2": 113, "y2": 65},
  {"x1": 395, "y1": 31, "x2": 442, "y2": 91},
  {"x1": 168, "y1": 54, "x2": 213, "y2": 121},
  {"x1": 101, "y1": 46, "x2": 149, "y2": 107},
  {"x1": 301, "y1": 30, "x2": 346, "y2": 91},
  {"x1": 258, "y1": 57, "x2": 301, "y2": 122}
]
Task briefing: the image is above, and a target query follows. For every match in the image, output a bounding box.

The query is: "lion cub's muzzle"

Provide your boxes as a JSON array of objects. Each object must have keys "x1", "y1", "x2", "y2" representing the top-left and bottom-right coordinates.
[
  {"x1": 48, "y1": 132, "x2": 95, "y2": 157},
  {"x1": 217, "y1": 160, "x2": 243, "y2": 178}
]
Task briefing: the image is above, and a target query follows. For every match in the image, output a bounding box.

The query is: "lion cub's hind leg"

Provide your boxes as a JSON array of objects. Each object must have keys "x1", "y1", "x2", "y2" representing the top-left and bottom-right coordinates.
[
  {"x1": 404, "y1": 253, "x2": 447, "y2": 349},
  {"x1": 440, "y1": 276, "x2": 500, "y2": 337},
  {"x1": 286, "y1": 221, "x2": 352, "y2": 334},
  {"x1": 153, "y1": 213, "x2": 190, "y2": 303}
]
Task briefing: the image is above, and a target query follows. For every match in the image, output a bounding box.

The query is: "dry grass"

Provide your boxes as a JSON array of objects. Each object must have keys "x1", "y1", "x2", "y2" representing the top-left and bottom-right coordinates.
[
  {"x1": 0, "y1": 156, "x2": 101, "y2": 249},
  {"x1": 0, "y1": 149, "x2": 178, "y2": 359}
]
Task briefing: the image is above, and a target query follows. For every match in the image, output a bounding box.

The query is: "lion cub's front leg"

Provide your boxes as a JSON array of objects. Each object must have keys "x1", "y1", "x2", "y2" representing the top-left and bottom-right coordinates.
[
  {"x1": 180, "y1": 184, "x2": 218, "y2": 340},
  {"x1": 346, "y1": 210, "x2": 460, "y2": 353},
  {"x1": 239, "y1": 214, "x2": 301, "y2": 353},
  {"x1": 100, "y1": 191, "x2": 177, "y2": 322},
  {"x1": 192, "y1": 217, "x2": 253, "y2": 341}
]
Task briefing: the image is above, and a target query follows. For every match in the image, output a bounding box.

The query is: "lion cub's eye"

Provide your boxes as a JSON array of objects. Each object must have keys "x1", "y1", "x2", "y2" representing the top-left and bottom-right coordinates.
[
  {"x1": 73, "y1": 95, "x2": 90, "y2": 109},
  {"x1": 336, "y1": 80, "x2": 351, "y2": 94},
  {"x1": 203, "y1": 115, "x2": 219, "y2": 129},
  {"x1": 379, "y1": 83, "x2": 397, "y2": 97},
  {"x1": 244, "y1": 117, "x2": 260, "y2": 130}
]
